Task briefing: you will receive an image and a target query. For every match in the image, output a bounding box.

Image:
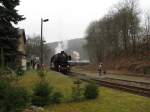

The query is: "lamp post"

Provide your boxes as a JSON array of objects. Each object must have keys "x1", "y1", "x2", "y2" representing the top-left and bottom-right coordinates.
[{"x1": 41, "y1": 18, "x2": 49, "y2": 67}]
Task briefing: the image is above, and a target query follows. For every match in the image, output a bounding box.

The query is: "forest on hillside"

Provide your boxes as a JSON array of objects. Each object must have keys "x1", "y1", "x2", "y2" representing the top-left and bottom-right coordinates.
[{"x1": 85, "y1": 0, "x2": 150, "y2": 63}]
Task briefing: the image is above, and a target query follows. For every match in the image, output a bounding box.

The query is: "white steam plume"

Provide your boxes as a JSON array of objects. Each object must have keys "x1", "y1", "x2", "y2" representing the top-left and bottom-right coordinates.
[
  {"x1": 55, "y1": 40, "x2": 68, "y2": 54},
  {"x1": 72, "y1": 51, "x2": 80, "y2": 61}
]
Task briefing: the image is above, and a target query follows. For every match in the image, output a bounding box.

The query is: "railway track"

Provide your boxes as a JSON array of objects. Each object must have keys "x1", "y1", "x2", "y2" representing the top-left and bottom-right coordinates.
[{"x1": 67, "y1": 72, "x2": 150, "y2": 97}]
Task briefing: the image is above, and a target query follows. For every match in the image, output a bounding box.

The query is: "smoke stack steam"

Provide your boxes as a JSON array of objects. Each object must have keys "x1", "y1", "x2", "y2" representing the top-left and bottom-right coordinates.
[{"x1": 55, "y1": 40, "x2": 68, "y2": 54}]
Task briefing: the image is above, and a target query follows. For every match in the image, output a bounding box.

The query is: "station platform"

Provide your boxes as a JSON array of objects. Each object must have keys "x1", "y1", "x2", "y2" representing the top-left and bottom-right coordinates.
[{"x1": 72, "y1": 69, "x2": 150, "y2": 83}]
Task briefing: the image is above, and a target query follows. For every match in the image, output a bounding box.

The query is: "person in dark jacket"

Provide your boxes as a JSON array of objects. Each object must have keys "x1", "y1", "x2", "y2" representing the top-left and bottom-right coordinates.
[{"x1": 98, "y1": 62, "x2": 106, "y2": 76}]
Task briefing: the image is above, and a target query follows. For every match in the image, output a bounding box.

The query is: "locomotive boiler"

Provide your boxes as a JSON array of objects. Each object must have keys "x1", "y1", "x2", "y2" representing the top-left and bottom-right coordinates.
[{"x1": 50, "y1": 51, "x2": 71, "y2": 73}]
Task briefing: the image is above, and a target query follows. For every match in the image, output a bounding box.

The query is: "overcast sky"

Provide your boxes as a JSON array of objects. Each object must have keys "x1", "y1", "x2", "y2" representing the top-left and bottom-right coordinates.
[{"x1": 17, "y1": 0, "x2": 150, "y2": 43}]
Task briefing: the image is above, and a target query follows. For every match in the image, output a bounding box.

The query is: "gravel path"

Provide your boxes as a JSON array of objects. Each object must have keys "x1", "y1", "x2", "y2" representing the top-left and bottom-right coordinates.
[{"x1": 72, "y1": 69, "x2": 150, "y2": 83}]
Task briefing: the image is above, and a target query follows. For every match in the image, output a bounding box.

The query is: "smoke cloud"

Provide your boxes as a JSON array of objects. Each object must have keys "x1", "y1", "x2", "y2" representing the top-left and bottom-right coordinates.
[
  {"x1": 55, "y1": 40, "x2": 68, "y2": 54},
  {"x1": 72, "y1": 51, "x2": 80, "y2": 61}
]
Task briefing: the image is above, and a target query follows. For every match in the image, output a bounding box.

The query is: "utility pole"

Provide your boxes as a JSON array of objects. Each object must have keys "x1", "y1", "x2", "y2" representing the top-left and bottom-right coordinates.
[
  {"x1": 40, "y1": 18, "x2": 49, "y2": 67},
  {"x1": 41, "y1": 18, "x2": 43, "y2": 67}
]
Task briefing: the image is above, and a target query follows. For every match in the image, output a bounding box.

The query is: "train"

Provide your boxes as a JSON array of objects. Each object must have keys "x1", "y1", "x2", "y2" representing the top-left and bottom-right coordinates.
[{"x1": 50, "y1": 51, "x2": 71, "y2": 73}]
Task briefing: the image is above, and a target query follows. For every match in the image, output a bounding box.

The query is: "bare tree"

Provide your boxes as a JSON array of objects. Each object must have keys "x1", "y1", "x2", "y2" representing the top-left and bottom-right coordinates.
[
  {"x1": 144, "y1": 11, "x2": 150, "y2": 50},
  {"x1": 85, "y1": 0, "x2": 141, "y2": 63},
  {"x1": 26, "y1": 35, "x2": 51, "y2": 64}
]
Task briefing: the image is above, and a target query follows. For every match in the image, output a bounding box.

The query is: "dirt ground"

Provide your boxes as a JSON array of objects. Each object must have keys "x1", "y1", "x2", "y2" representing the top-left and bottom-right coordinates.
[
  {"x1": 72, "y1": 64, "x2": 150, "y2": 77},
  {"x1": 72, "y1": 65, "x2": 150, "y2": 83}
]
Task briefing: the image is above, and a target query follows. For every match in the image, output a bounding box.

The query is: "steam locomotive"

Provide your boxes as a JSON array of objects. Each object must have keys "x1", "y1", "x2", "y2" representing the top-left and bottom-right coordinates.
[{"x1": 50, "y1": 51, "x2": 71, "y2": 73}]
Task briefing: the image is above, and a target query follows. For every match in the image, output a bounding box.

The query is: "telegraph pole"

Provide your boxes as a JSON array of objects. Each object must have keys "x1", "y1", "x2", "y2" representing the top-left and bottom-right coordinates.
[
  {"x1": 40, "y1": 18, "x2": 49, "y2": 67},
  {"x1": 40, "y1": 18, "x2": 43, "y2": 67}
]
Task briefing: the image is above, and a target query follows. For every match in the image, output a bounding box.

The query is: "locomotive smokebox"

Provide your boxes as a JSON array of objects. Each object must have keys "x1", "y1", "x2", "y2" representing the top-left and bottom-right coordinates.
[{"x1": 50, "y1": 51, "x2": 71, "y2": 73}]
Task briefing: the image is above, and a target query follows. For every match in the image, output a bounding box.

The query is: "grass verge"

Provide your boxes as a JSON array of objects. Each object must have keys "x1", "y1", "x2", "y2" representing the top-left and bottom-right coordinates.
[{"x1": 18, "y1": 70, "x2": 150, "y2": 112}]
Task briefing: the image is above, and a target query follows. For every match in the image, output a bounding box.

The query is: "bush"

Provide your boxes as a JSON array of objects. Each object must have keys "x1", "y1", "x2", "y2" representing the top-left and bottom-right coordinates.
[
  {"x1": 0, "y1": 80, "x2": 30, "y2": 112},
  {"x1": 50, "y1": 91, "x2": 63, "y2": 103},
  {"x1": 16, "y1": 66, "x2": 24, "y2": 76},
  {"x1": 32, "y1": 82, "x2": 53, "y2": 106},
  {"x1": 143, "y1": 66, "x2": 150, "y2": 74},
  {"x1": 6, "y1": 87, "x2": 31, "y2": 112},
  {"x1": 0, "y1": 67, "x2": 17, "y2": 81},
  {"x1": 0, "y1": 67, "x2": 12, "y2": 75},
  {"x1": 71, "y1": 80, "x2": 84, "y2": 101},
  {"x1": 37, "y1": 70, "x2": 46, "y2": 78},
  {"x1": 84, "y1": 83, "x2": 99, "y2": 99}
]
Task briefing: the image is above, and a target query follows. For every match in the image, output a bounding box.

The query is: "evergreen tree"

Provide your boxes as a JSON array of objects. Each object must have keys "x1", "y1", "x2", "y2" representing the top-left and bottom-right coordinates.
[{"x1": 0, "y1": 0, "x2": 25, "y2": 67}]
